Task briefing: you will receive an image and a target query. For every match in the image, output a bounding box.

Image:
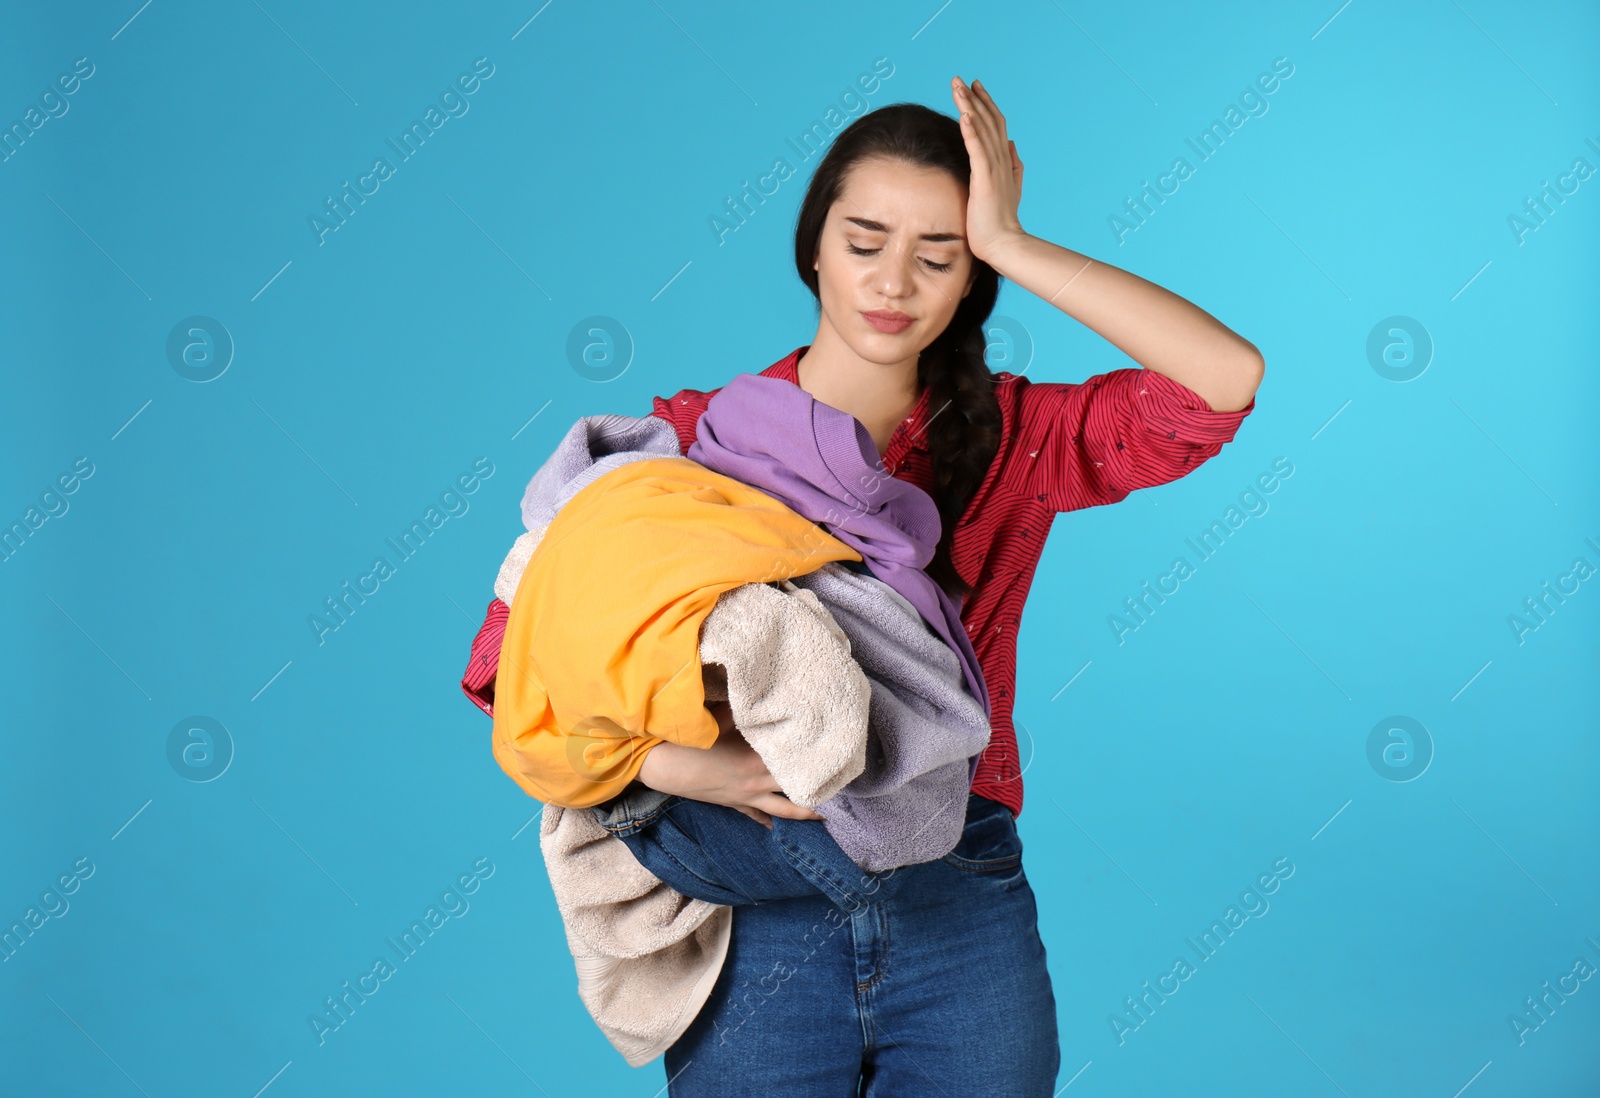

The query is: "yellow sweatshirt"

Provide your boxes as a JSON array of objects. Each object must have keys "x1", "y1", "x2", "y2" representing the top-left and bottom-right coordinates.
[{"x1": 491, "y1": 456, "x2": 862, "y2": 809}]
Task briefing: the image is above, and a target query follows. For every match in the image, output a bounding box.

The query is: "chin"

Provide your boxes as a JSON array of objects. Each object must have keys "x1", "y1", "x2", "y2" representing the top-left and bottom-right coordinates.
[{"x1": 847, "y1": 334, "x2": 911, "y2": 364}]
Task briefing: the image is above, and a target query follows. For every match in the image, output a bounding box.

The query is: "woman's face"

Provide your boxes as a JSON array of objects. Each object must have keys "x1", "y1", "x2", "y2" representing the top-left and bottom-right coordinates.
[{"x1": 813, "y1": 156, "x2": 977, "y2": 363}]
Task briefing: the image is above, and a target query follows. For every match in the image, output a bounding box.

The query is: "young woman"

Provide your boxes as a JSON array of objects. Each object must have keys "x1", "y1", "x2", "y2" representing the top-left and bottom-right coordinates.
[
  {"x1": 624, "y1": 76, "x2": 1263, "y2": 1094},
  {"x1": 464, "y1": 76, "x2": 1262, "y2": 1094}
]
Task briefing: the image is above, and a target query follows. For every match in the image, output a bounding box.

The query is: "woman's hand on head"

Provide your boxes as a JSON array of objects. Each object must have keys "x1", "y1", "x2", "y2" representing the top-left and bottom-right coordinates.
[
  {"x1": 952, "y1": 75, "x2": 1026, "y2": 267},
  {"x1": 636, "y1": 700, "x2": 827, "y2": 830}
]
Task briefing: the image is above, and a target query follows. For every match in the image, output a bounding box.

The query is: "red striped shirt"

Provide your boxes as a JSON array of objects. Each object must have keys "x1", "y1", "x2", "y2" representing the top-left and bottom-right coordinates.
[{"x1": 461, "y1": 344, "x2": 1253, "y2": 818}]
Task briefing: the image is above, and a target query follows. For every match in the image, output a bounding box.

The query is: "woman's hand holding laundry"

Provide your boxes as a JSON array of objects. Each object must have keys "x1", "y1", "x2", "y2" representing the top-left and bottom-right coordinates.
[{"x1": 638, "y1": 701, "x2": 827, "y2": 830}]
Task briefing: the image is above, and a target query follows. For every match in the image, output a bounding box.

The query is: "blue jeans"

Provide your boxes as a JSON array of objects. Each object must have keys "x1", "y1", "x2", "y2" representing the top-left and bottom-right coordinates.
[
  {"x1": 594, "y1": 788, "x2": 880, "y2": 909},
  {"x1": 594, "y1": 790, "x2": 1060, "y2": 1095}
]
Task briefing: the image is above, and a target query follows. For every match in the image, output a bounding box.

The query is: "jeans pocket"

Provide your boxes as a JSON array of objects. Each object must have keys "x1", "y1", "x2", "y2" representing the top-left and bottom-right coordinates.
[
  {"x1": 591, "y1": 788, "x2": 678, "y2": 837},
  {"x1": 940, "y1": 796, "x2": 1023, "y2": 874}
]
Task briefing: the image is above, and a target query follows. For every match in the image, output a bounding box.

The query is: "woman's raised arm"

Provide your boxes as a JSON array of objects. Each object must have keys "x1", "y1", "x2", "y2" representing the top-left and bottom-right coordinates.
[{"x1": 953, "y1": 75, "x2": 1264, "y2": 413}]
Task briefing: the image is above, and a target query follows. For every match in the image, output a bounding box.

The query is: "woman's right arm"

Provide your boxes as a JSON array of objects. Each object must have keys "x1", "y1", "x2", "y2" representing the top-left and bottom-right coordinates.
[{"x1": 637, "y1": 701, "x2": 825, "y2": 829}]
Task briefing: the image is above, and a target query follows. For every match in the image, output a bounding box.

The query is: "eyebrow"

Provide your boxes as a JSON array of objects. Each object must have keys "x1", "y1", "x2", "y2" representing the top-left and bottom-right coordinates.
[{"x1": 843, "y1": 216, "x2": 964, "y2": 244}]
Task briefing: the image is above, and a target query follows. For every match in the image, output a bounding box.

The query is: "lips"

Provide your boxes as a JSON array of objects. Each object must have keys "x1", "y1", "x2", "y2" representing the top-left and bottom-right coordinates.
[{"x1": 863, "y1": 310, "x2": 912, "y2": 333}]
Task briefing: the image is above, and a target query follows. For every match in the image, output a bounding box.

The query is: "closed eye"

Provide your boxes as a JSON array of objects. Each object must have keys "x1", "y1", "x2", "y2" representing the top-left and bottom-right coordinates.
[{"x1": 846, "y1": 242, "x2": 954, "y2": 274}]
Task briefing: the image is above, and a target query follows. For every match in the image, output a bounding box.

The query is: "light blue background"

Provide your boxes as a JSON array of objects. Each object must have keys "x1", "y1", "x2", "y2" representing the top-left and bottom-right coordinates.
[{"x1": 3, "y1": 1, "x2": 1596, "y2": 1095}]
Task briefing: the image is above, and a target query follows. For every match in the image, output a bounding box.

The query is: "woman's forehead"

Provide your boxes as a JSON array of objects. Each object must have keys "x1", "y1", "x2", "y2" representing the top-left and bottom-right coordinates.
[{"x1": 833, "y1": 163, "x2": 965, "y2": 231}]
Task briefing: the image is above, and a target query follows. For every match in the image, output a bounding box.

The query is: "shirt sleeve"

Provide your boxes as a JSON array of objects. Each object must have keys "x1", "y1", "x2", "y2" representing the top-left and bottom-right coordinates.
[
  {"x1": 651, "y1": 390, "x2": 706, "y2": 455},
  {"x1": 1018, "y1": 367, "x2": 1255, "y2": 512},
  {"x1": 459, "y1": 598, "x2": 509, "y2": 717}
]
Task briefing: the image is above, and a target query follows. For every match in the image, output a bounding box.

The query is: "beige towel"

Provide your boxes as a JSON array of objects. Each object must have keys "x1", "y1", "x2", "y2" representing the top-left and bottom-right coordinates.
[
  {"x1": 537, "y1": 801, "x2": 731, "y2": 1067},
  {"x1": 492, "y1": 528, "x2": 542, "y2": 606},
  {"x1": 498, "y1": 526, "x2": 870, "y2": 1066},
  {"x1": 697, "y1": 578, "x2": 869, "y2": 810}
]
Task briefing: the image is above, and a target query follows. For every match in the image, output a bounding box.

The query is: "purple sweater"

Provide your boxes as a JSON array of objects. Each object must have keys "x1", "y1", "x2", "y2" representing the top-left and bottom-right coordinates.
[{"x1": 687, "y1": 372, "x2": 991, "y2": 716}]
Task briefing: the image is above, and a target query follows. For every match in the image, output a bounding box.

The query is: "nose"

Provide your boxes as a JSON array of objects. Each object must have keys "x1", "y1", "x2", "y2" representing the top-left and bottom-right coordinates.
[{"x1": 875, "y1": 241, "x2": 917, "y2": 298}]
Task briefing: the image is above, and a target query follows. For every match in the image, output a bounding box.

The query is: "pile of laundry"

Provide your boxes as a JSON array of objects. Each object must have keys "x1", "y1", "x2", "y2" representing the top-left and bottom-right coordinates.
[{"x1": 469, "y1": 372, "x2": 991, "y2": 1066}]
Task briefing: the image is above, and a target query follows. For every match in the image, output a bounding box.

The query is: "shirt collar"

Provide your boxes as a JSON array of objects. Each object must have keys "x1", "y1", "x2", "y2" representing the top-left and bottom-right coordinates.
[{"x1": 762, "y1": 345, "x2": 933, "y2": 455}]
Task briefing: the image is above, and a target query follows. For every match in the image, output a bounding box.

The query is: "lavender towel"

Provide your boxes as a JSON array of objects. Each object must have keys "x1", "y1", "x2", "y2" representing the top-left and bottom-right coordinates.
[
  {"x1": 787, "y1": 561, "x2": 990, "y2": 871},
  {"x1": 519, "y1": 412, "x2": 681, "y2": 531},
  {"x1": 688, "y1": 372, "x2": 991, "y2": 716}
]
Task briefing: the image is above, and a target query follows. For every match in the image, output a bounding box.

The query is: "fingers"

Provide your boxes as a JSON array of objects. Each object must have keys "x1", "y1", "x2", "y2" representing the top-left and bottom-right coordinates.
[
  {"x1": 973, "y1": 78, "x2": 1005, "y2": 132},
  {"x1": 975, "y1": 81, "x2": 1007, "y2": 150},
  {"x1": 963, "y1": 77, "x2": 998, "y2": 132},
  {"x1": 757, "y1": 792, "x2": 825, "y2": 822},
  {"x1": 955, "y1": 76, "x2": 1005, "y2": 139},
  {"x1": 958, "y1": 110, "x2": 989, "y2": 169},
  {"x1": 953, "y1": 77, "x2": 983, "y2": 137},
  {"x1": 954, "y1": 78, "x2": 1004, "y2": 170},
  {"x1": 737, "y1": 805, "x2": 775, "y2": 829},
  {"x1": 957, "y1": 106, "x2": 994, "y2": 172}
]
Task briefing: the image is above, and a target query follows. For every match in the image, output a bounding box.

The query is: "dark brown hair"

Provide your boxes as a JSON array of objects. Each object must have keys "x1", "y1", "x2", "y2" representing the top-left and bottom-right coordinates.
[{"x1": 793, "y1": 102, "x2": 1004, "y2": 601}]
